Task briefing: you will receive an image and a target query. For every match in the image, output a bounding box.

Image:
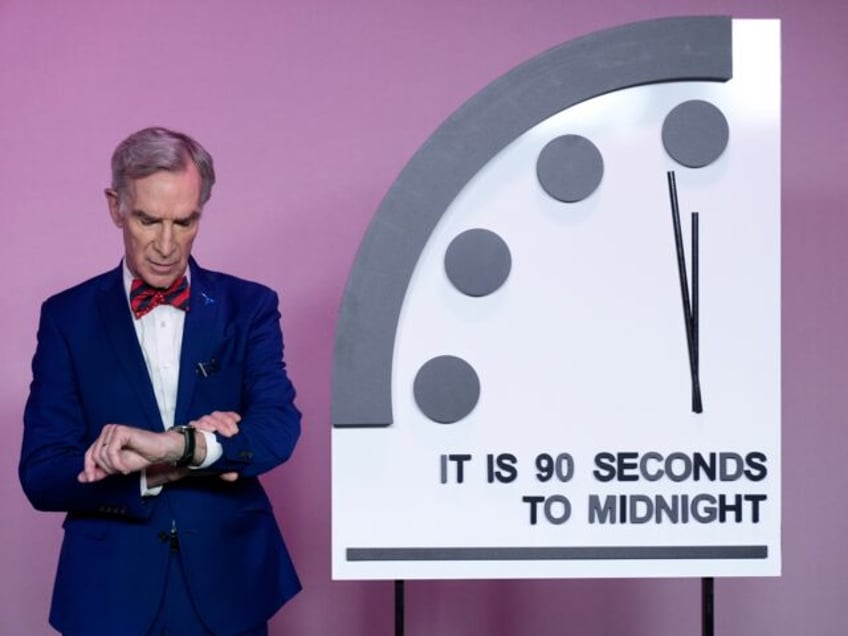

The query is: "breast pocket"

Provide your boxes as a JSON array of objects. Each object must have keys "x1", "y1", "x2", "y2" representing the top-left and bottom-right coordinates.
[{"x1": 193, "y1": 365, "x2": 244, "y2": 412}]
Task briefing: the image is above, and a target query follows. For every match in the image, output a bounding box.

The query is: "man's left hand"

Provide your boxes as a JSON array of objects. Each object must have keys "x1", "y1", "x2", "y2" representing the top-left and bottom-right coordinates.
[{"x1": 78, "y1": 424, "x2": 184, "y2": 483}]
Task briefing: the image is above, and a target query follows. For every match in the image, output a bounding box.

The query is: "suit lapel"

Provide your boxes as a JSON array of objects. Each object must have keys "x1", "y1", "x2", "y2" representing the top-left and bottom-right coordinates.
[
  {"x1": 98, "y1": 265, "x2": 163, "y2": 431},
  {"x1": 175, "y1": 259, "x2": 221, "y2": 426}
]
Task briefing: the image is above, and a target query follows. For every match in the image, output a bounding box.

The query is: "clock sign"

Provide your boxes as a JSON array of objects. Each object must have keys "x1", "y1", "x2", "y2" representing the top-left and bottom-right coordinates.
[{"x1": 332, "y1": 16, "x2": 781, "y2": 580}]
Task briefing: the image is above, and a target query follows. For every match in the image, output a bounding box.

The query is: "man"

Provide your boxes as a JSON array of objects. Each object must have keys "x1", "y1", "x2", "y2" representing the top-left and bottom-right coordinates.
[{"x1": 19, "y1": 127, "x2": 301, "y2": 635}]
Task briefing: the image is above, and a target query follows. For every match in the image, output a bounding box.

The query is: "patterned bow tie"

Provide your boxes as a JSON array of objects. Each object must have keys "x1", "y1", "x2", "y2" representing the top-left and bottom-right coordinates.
[{"x1": 130, "y1": 276, "x2": 190, "y2": 319}]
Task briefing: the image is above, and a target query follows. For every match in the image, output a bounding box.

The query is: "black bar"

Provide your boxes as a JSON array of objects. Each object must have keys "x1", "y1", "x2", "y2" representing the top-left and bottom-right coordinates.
[{"x1": 349, "y1": 545, "x2": 767, "y2": 561}]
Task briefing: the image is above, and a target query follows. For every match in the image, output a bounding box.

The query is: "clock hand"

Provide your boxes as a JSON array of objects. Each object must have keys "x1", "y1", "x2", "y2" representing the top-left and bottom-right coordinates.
[
  {"x1": 691, "y1": 211, "x2": 702, "y2": 413},
  {"x1": 666, "y1": 170, "x2": 703, "y2": 413}
]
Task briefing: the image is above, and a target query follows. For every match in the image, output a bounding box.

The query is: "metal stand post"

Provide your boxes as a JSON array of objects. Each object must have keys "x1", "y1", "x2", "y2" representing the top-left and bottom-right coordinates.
[
  {"x1": 702, "y1": 577, "x2": 714, "y2": 636},
  {"x1": 395, "y1": 579, "x2": 405, "y2": 636}
]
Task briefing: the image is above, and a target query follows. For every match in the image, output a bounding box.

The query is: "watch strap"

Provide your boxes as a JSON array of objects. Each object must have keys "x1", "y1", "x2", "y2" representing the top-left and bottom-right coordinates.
[{"x1": 173, "y1": 425, "x2": 196, "y2": 467}]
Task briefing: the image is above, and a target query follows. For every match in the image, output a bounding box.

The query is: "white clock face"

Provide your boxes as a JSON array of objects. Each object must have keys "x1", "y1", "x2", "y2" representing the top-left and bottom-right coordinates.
[{"x1": 333, "y1": 18, "x2": 780, "y2": 580}]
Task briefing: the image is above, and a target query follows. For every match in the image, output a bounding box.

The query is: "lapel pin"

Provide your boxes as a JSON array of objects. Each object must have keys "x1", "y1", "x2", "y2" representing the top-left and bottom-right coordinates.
[{"x1": 195, "y1": 358, "x2": 218, "y2": 377}]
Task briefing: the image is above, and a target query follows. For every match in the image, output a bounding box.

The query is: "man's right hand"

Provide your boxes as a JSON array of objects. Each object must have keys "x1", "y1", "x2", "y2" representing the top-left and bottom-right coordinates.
[
  {"x1": 189, "y1": 410, "x2": 241, "y2": 482},
  {"x1": 190, "y1": 410, "x2": 241, "y2": 437}
]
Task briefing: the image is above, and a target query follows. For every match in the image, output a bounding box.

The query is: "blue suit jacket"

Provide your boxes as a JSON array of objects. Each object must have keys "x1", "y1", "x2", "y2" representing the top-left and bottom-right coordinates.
[{"x1": 20, "y1": 259, "x2": 301, "y2": 636}]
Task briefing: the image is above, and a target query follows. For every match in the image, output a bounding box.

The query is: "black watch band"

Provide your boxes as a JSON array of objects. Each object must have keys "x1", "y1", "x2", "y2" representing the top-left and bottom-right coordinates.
[{"x1": 173, "y1": 425, "x2": 196, "y2": 467}]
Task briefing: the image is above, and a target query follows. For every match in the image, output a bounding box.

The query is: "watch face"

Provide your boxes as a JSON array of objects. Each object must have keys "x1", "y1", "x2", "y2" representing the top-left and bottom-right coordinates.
[{"x1": 333, "y1": 17, "x2": 780, "y2": 580}]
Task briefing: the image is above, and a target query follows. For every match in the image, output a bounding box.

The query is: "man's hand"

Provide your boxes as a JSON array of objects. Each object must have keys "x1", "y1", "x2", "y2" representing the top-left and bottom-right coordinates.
[
  {"x1": 190, "y1": 411, "x2": 241, "y2": 481},
  {"x1": 190, "y1": 410, "x2": 241, "y2": 438},
  {"x1": 79, "y1": 424, "x2": 182, "y2": 483}
]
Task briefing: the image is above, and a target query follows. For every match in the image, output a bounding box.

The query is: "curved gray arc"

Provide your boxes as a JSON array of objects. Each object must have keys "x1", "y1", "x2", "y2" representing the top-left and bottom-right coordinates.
[{"x1": 332, "y1": 16, "x2": 732, "y2": 427}]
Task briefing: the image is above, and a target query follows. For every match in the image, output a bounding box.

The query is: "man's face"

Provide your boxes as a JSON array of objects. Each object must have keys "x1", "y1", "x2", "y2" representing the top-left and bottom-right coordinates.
[{"x1": 106, "y1": 164, "x2": 202, "y2": 289}]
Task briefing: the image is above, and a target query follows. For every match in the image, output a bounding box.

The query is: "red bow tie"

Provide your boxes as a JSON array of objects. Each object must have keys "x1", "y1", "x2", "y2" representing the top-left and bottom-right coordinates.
[{"x1": 130, "y1": 276, "x2": 190, "y2": 319}]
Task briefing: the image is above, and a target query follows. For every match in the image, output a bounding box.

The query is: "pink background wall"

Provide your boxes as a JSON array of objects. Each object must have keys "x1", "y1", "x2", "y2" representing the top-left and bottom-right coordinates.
[{"x1": 1, "y1": 0, "x2": 845, "y2": 634}]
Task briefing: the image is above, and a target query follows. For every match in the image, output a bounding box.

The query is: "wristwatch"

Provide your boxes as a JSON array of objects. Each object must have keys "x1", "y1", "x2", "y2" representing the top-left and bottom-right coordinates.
[{"x1": 172, "y1": 425, "x2": 197, "y2": 467}]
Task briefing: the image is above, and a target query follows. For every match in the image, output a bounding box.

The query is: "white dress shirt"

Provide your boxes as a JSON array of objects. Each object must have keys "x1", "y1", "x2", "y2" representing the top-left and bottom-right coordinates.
[{"x1": 122, "y1": 263, "x2": 222, "y2": 495}]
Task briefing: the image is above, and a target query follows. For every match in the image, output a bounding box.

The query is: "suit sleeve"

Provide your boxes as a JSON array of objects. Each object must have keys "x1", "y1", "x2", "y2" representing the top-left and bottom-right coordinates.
[
  {"x1": 210, "y1": 289, "x2": 301, "y2": 477},
  {"x1": 19, "y1": 302, "x2": 153, "y2": 519}
]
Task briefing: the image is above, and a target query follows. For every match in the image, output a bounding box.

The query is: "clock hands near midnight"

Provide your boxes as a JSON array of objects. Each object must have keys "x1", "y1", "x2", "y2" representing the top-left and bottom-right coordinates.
[{"x1": 667, "y1": 170, "x2": 703, "y2": 414}]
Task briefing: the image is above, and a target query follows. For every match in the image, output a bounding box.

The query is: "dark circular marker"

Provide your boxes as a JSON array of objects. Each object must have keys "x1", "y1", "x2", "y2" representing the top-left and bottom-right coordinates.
[
  {"x1": 445, "y1": 228, "x2": 511, "y2": 297},
  {"x1": 413, "y1": 355, "x2": 480, "y2": 424},
  {"x1": 662, "y1": 99, "x2": 729, "y2": 168},
  {"x1": 536, "y1": 134, "x2": 604, "y2": 203}
]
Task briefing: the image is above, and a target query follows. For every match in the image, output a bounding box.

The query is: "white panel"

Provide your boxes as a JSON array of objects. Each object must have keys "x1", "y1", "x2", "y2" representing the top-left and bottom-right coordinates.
[{"x1": 333, "y1": 19, "x2": 781, "y2": 580}]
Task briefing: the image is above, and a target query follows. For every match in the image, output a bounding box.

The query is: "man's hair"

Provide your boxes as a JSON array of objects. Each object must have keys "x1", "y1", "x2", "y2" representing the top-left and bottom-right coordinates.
[{"x1": 110, "y1": 127, "x2": 216, "y2": 212}]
